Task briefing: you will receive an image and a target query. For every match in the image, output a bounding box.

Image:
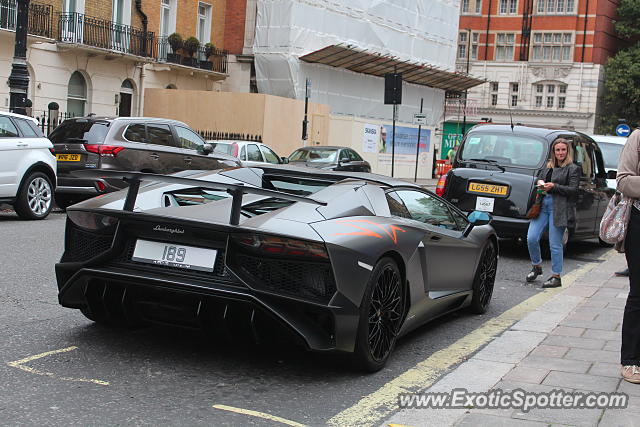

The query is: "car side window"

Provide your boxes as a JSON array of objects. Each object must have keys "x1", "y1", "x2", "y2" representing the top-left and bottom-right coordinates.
[
  {"x1": 395, "y1": 190, "x2": 458, "y2": 230},
  {"x1": 176, "y1": 126, "x2": 205, "y2": 151},
  {"x1": 261, "y1": 146, "x2": 280, "y2": 164},
  {"x1": 448, "y1": 206, "x2": 469, "y2": 231},
  {"x1": 240, "y1": 145, "x2": 247, "y2": 160},
  {"x1": 348, "y1": 149, "x2": 362, "y2": 161},
  {"x1": 246, "y1": 144, "x2": 263, "y2": 162},
  {"x1": 386, "y1": 191, "x2": 412, "y2": 218},
  {"x1": 0, "y1": 117, "x2": 19, "y2": 137},
  {"x1": 15, "y1": 119, "x2": 38, "y2": 137},
  {"x1": 339, "y1": 150, "x2": 349, "y2": 161},
  {"x1": 574, "y1": 141, "x2": 594, "y2": 179},
  {"x1": 146, "y1": 124, "x2": 175, "y2": 147},
  {"x1": 124, "y1": 123, "x2": 146, "y2": 142}
]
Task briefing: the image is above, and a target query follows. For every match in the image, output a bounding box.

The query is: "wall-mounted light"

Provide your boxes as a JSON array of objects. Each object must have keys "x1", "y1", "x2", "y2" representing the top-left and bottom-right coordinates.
[{"x1": 115, "y1": 93, "x2": 120, "y2": 104}]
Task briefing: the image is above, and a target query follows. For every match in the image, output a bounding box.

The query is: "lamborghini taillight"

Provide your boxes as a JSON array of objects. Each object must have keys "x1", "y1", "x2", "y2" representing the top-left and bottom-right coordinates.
[{"x1": 232, "y1": 234, "x2": 328, "y2": 260}]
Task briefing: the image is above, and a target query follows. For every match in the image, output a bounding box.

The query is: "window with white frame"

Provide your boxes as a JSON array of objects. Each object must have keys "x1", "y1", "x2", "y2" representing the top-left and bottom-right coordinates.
[
  {"x1": 458, "y1": 32, "x2": 468, "y2": 60},
  {"x1": 531, "y1": 32, "x2": 572, "y2": 62},
  {"x1": 458, "y1": 32, "x2": 479, "y2": 60},
  {"x1": 160, "y1": 0, "x2": 177, "y2": 37},
  {"x1": 536, "y1": 0, "x2": 575, "y2": 14},
  {"x1": 495, "y1": 33, "x2": 515, "y2": 61},
  {"x1": 196, "y1": 2, "x2": 212, "y2": 44},
  {"x1": 490, "y1": 82, "x2": 499, "y2": 106},
  {"x1": 510, "y1": 82, "x2": 519, "y2": 107},
  {"x1": 499, "y1": 0, "x2": 517, "y2": 14},
  {"x1": 461, "y1": 0, "x2": 482, "y2": 14},
  {"x1": 533, "y1": 82, "x2": 568, "y2": 109}
]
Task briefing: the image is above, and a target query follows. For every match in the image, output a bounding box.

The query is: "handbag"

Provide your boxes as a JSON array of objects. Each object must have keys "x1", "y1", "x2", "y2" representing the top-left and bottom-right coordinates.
[
  {"x1": 526, "y1": 192, "x2": 545, "y2": 219},
  {"x1": 599, "y1": 192, "x2": 633, "y2": 244}
]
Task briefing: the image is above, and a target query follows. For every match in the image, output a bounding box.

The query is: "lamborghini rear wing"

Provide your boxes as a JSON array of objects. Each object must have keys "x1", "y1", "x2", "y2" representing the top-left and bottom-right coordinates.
[{"x1": 72, "y1": 170, "x2": 327, "y2": 225}]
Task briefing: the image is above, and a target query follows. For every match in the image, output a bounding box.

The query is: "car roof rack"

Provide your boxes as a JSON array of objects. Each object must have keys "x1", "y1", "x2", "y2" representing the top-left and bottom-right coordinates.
[{"x1": 71, "y1": 170, "x2": 327, "y2": 226}]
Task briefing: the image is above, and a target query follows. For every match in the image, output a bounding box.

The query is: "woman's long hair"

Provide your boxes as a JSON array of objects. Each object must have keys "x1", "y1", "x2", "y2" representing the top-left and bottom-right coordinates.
[{"x1": 547, "y1": 138, "x2": 574, "y2": 168}]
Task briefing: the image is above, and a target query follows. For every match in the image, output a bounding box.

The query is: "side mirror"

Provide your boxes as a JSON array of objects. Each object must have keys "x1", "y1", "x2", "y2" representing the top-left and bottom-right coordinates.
[
  {"x1": 281, "y1": 156, "x2": 289, "y2": 164},
  {"x1": 607, "y1": 170, "x2": 617, "y2": 180},
  {"x1": 202, "y1": 143, "x2": 213, "y2": 155},
  {"x1": 463, "y1": 210, "x2": 492, "y2": 237}
]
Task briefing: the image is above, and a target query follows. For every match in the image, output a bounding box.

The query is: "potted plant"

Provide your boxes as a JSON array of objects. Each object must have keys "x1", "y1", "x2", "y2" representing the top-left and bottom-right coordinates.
[
  {"x1": 182, "y1": 36, "x2": 200, "y2": 67},
  {"x1": 166, "y1": 32, "x2": 183, "y2": 64},
  {"x1": 200, "y1": 42, "x2": 215, "y2": 70}
]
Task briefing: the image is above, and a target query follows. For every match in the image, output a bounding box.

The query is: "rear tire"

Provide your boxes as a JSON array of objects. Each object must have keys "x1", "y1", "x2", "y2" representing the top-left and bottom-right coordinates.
[
  {"x1": 468, "y1": 240, "x2": 498, "y2": 314},
  {"x1": 14, "y1": 172, "x2": 53, "y2": 220},
  {"x1": 353, "y1": 257, "x2": 405, "y2": 372}
]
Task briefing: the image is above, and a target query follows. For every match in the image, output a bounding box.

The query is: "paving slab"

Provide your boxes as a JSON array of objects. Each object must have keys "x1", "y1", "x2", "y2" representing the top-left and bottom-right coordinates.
[
  {"x1": 541, "y1": 371, "x2": 620, "y2": 393},
  {"x1": 543, "y1": 335, "x2": 605, "y2": 350},
  {"x1": 550, "y1": 326, "x2": 585, "y2": 337},
  {"x1": 564, "y1": 348, "x2": 619, "y2": 364},
  {"x1": 502, "y1": 366, "x2": 550, "y2": 384},
  {"x1": 472, "y1": 331, "x2": 546, "y2": 364},
  {"x1": 588, "y1": 362, "x2": 624, "y2": 378},
  {"x1": 518, "y1": 355, "x2": 591, "y2": 374},
  {"x1": 530, "y1": 344, "x2": 569, "y2": 358},
  {"x1": 455, "y1": 412, "x2": 549, "y2": 427}
]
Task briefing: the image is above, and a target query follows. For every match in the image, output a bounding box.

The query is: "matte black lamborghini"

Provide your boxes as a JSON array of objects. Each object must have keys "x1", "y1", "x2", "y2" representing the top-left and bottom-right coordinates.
[{"x1": 55, "y1": 165, "x2": 498, "y2": 371}]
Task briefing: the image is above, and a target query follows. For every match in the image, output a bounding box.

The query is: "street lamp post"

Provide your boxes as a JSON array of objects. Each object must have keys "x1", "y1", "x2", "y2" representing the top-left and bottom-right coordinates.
[
  {"x1": 8, "y1": 0, "x2": 31, "y2": 115},
  {"x1": 461, "y1": 28, "x2": 471, "y2": 136}
]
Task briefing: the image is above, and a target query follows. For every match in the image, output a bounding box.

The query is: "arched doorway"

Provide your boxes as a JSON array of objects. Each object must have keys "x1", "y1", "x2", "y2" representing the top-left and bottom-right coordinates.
[
  {"x1": 119, "y1": 79, "x2": 135, "y2": 117},
  {"x1": 67, "y1": 71, "x2": 87, "y2": 117}
]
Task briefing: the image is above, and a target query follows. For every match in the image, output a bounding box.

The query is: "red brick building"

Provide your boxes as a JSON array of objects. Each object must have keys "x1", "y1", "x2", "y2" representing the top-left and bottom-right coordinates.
[{"x1": 452, "y1": 0, "x2": 622, "y2": 134}]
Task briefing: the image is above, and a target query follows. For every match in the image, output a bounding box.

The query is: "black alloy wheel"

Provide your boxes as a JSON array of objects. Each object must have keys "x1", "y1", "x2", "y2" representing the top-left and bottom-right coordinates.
[
  {"x1": 354, "y1": 257, "x2": 405, "y2": 372},
  {"x1": 469, "y1": 240, "x2": 498, "y2": 314}
]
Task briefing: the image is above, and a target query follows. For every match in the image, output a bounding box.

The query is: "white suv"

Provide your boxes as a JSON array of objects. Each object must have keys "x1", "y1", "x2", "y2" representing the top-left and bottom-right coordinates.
[{"x1": 0, "y1": 111, "x2": 56, "y2": 219}]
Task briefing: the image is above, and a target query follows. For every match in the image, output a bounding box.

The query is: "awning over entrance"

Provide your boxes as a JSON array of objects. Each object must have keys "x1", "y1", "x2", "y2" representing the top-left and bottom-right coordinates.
[{"x1": 300, "y1": 44, "x2": 484, "y2": 92}]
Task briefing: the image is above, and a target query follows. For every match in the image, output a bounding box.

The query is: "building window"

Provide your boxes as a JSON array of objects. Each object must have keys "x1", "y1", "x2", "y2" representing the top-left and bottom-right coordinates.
[
  {"x1": 535, "y1": 96, "x2": 543, "y2": 107},
  {"x1": 457, "y1": 32, "x2": 468, "y2": 60},
  {"x1": 531, "y1": 32, "x2": 572, "y2": 62},
  {"x1": 490, "y1": 81, "x2": 499, "y2": 106},
  {"x1": 495, "y1": 33, "x2": 515, "y2": 61},
  {"x1": 67, "y1": 71, "x2": 87, "y2": 117},
  {"x1": 546, "y1": 96, "x2": 554, "y2": 108},
  {"x1": 461, "y1": 0, "x2": 482, "y2": 14},
  {"x1": 511, "y1": 95, "x2": 518, "y2": 107},
  {"x1": 196, "y1": 2, "x2": 212, "y2": 43},
  {"x1": 558, "y1": 97, "x2": 566, "y2": 109},
  {"x1": 511, "y1": 82, "x2": 519, "y2": 93},
  {"x1": 533, "y1": 82, "x2": 567, "y2": 109},
  {"x1": 536, "y1": 0, "x2": 574, "y2": 13},
  {"x1": 499, "y1": 0, "x2": 517, "y2": 14},
  {"x1": 458, "y1": 32, "x2": 479, "y2": 60}
]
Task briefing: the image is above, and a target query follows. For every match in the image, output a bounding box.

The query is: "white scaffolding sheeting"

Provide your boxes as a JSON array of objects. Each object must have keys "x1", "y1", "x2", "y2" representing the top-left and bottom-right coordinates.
[{"x1": 254, "y1": 0, "x2": 460, "y2": 126}]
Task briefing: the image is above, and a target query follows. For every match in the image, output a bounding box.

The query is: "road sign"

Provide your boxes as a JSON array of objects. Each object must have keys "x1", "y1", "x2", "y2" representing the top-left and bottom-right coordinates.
[
  {"x1": 616, "y1": 123, "x2": 631, "y2": 137},
  {"x1": 413, "y1": 113, "x2": 427, "y2": 126}
]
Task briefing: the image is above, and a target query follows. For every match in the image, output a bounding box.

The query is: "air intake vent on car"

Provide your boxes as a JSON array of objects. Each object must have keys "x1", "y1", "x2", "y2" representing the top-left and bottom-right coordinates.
[{"x1": 62, "y1": 226, "x2": 114, "y2": 262}]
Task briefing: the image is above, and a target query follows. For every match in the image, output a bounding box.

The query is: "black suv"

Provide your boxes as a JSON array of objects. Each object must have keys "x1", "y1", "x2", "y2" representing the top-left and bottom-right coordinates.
[
  {"x1": 50, "y1": 117, "x2": 240, "y2": 208},
  {"x1": 439, "y1": 125, "x2": 613, "y2": 244}
]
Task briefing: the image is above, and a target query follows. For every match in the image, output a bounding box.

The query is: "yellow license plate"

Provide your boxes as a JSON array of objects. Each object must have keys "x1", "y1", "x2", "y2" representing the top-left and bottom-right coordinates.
[
  {"x1": 56, "y1": 154, "x2": 81, "y2": 161},
  {"x1": 468, "y1": 182, "x2": 508, "y2": 196}
]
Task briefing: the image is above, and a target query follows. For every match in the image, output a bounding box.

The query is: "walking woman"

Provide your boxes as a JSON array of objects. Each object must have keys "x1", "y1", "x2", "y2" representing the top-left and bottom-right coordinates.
[
  {"x1": 617, "y1": 128, "x2": 640, "y2": 384},
  {"x1": 525, "y1": 138, "x2": 580, "y2": 288}
]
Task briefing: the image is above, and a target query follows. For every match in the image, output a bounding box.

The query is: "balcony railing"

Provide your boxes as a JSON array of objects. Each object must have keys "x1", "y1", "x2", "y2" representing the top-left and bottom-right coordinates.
[
  {"x1": 157, "y1": 36, "x2": 228, "y2": 74},
  {"x1": 58, "y1": 12, "x2": 154, "y2": 57},
  {"x1": 0, "y1": 0, "x2": 52, "y2": 38}
]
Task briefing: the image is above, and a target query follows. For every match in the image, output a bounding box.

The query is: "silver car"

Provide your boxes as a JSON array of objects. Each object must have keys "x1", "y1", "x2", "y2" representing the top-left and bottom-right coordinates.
[{"x1": 208, "y1": 140, "x2": 287, "y2": 167}]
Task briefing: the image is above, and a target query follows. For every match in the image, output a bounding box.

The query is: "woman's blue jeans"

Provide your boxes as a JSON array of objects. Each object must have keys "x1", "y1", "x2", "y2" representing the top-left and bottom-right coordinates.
[{"x1": 527, "y1": 195, "x2": 566, "y2": 275}]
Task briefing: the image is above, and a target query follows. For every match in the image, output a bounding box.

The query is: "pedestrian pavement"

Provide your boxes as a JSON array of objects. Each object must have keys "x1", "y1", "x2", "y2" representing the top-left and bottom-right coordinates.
[{"x1": 384, "y1": 250, "x2": 636, "y2": 427}]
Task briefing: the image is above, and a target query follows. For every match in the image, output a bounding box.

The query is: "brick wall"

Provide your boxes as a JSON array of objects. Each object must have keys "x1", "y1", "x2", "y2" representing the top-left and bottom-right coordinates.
[
  {"x1": 85, "y1": 0, "x2": 113, "y2": 21},
  {"x1": 224, "y1": 0, "x2": 247, "y2": 53}
]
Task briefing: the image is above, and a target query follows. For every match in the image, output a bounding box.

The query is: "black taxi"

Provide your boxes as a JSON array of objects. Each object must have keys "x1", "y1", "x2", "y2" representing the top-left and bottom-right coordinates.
[{"x1": 438, "y1": 125, "x2": 614, "y2": 244}]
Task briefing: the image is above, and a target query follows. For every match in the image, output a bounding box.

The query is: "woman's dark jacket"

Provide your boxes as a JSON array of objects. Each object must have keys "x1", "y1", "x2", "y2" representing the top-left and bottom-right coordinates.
[{"x1": 536, "y1": 163, "x2": 581, "y2": 228}]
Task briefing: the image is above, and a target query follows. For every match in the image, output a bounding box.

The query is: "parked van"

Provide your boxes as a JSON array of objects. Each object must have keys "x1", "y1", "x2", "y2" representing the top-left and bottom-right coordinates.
[{"x1": 439, "y1": 125, "x2": 613, "y2": 245}]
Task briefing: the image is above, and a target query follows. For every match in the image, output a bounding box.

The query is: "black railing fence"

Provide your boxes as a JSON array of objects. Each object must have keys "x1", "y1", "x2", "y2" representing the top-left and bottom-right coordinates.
[
  {"x1": 1, "y1": 0, "x2": 52, "y2": 38},
  {"x1": 58, "y1": 12, "x2": 154, "y2": 57},
  {"x1": 34, "y1": 110, "x2": 75, "y2": 136},
  {"x1": 157, "y1": 37, "x2": 228, "y2": 73},
  {"x1": 197, "y1": 130, "x2": 263, "y2": 142}
]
